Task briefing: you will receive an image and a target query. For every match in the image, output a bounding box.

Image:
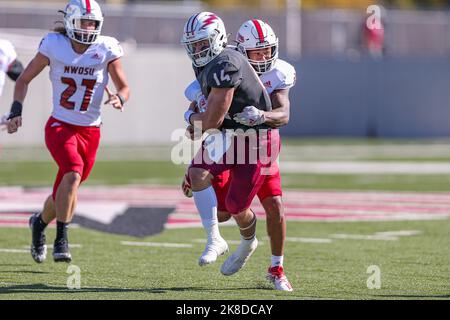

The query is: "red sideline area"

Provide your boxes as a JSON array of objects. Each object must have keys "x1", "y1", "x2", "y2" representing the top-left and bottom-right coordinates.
[{"x1": 1, "y1": 186, "x2": 450, "y2": 228}]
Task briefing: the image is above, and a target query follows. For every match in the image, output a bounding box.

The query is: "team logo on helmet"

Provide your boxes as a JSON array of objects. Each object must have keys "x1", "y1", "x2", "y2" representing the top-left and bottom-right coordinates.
[
  {"x1": 181, "y1": 12, "x2": 228, "y2": 67},
  {"x1": 199, "y1": 14, "x2": 219, "y2": 30}
]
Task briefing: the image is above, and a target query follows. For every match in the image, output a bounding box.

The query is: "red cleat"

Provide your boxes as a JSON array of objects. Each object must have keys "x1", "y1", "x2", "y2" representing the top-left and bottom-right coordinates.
[{"x1": 267, "y1": 266, "x2": 294, "y2": 291}]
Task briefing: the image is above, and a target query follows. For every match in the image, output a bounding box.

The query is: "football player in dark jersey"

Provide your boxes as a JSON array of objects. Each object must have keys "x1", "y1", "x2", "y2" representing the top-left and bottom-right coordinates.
[
  {"x1": 183, "y1": 19, "x2": 296, "y2": 291},
  {"x1": 181, "y1": 12, "x2": 279, "y2": 276}
]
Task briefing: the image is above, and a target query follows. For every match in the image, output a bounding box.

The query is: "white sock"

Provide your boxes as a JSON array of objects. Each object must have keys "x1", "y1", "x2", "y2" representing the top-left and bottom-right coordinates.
[
  {"x1": 271, "y1": 255, "x2": 284, "y2": 267},
  {"x1": 193, "y1": 186, "x2": 221, "y2": 241}
]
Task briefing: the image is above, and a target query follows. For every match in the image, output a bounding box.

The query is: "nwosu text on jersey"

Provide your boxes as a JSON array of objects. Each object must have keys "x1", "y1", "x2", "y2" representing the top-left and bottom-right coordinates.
[{"x1": 63, "y1": 65, "x2": 95, "y2": 76}]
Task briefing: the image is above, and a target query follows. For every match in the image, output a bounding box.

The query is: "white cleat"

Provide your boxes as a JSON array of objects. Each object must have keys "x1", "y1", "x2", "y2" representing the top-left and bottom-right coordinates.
[
  {"x1": 198, "y1": 237, "x2": 229, "y2": 266},
  {"x1": 220, "y1": 237, "x2": 258, "y2": 276},
  {"x1": 267, "y1": 266, "x2": 294, "y2": 292}
]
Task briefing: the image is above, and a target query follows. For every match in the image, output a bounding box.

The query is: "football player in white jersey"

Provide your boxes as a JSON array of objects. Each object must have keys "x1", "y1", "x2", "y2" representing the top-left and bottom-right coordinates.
[
  {"x1": 183, "y1": 19, "x2": 296, "y2": 291},
  {"x1": 6, "y1": 0, "x2": 130, "y2": 263},
  {"x1": 0, "y1": 39, "x2": 23, "y2": 129}
]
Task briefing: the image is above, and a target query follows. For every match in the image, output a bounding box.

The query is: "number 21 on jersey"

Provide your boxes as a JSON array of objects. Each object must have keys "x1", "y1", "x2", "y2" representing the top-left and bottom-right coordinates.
[{"x1": 60, "y1": 77, "x2": 96, "y2": 112}]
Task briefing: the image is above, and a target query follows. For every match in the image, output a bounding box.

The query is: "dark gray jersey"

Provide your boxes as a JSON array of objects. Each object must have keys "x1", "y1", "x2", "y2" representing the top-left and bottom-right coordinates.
[{"x1": 194, "y1": 48, "x2": 272, "y2": 130}]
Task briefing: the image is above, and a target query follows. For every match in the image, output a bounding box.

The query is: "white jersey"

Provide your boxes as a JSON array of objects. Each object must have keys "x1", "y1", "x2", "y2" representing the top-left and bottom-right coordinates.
[
  {"x1": 0, "y1": 39, "x2": 17, "y2": 97},
  {"x1": 184, "y1": 58, "x2": 296, "y2": 103},
  {"x1": 39, "y1": 33, "x2": 123, "y2": 126},
  {"x1": 259, "y1": 59, "x2": 296, "y2": 95}
]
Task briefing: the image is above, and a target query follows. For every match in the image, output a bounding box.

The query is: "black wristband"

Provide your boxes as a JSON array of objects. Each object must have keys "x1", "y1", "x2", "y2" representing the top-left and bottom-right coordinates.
[
  {"x1": 8, "y1": 101, "x2": 23, "y2": 120},
  {"x1": 116, "y1": 93, "x2": 125, "y2": 107}
]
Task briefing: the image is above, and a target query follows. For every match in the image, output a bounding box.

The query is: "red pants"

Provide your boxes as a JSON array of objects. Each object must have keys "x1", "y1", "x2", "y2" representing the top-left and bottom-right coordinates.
[
  {"x1": 45, "y1": 117, "x2": 100, "y2": 200},
  {"x1": 212, "y1": 162, "x2": 282, "y2": 212},
  {"x1": 190, "y1": 129, "x2": 280, "y2": 214}
]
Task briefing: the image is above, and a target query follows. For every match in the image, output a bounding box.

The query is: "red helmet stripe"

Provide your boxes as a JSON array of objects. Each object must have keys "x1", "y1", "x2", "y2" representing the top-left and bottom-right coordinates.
[
  {"x1": 85, "y1": 0, "x2": 91, "y2": 13},
  {"x1": 252, "y1": 19, "x2": 265, "y2": 43}
]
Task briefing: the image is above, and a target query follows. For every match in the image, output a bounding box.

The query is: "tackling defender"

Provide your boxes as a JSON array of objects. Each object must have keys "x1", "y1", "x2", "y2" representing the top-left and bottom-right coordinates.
[
  {"x1": 181, "y1": 12, "x2": 279, "y2": 277},
  {"x1": 6, "y1": 0, "x2": 130, "y2": 263},
  {"x1": 183, "y1": 19, "x2": 296, "y2": 291}
]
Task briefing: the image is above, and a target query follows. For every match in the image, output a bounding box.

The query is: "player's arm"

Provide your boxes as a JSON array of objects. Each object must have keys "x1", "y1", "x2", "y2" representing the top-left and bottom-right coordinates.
[
  {"x1": 188, "y1": 87, "x2": 234, "y2": 131},
  {"x1": 7, "y1": 52, "x2": 49, "y2": 134},
  {"x1": 184, "y1": 80, "x2": 204, "y2": 140},
  {"x1": 106, "y1": 58, "x2": 130, "y2": 110},
  {"x1": 13, "y1": 53, "x2": 48, "y2": 104},
  {"x1": 263, "y1": 88, "x2": 290, "y2": 127}
]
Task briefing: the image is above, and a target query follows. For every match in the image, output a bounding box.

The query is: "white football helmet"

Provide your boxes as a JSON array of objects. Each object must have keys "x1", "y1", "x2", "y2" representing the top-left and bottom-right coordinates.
[
  {"x1": 181, "y1": 12, "x2": 228, "y2": 67},
  {"x1": 62, "y1": 0, "x2": 103, "y2": 44},
  {"x1": 236, "y1": 19, "x2": 278, "y2": 74}
]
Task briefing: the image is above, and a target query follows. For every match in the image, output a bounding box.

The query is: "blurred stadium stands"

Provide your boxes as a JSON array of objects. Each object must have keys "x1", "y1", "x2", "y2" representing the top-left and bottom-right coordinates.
[
  {"x1": 0, "y1": 1, "x2": 449, "y2": 144},
  {"x1": 1, "y1": 1, "x2": 450, "y2": 56}
]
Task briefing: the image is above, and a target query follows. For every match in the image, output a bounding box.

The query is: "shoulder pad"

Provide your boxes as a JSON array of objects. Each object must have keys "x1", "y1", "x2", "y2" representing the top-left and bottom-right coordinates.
[{"x1": 206, "y1": 60, "x2": 242, "y2": 88}]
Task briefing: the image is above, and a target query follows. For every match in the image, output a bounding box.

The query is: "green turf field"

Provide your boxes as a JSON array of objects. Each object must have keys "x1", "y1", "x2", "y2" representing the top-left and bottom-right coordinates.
[
  {"x1": 2, "y1": 139, "x2": 450, "y2": 191},
  {"x1": 0, "y1": 140, "x2": 449, "y2": 300},
  {"x1": 0, "y1": 219, "x2": 449, "y2": 300},
  {"x1": 2, "y1": 160, "x2": 450, "y2": 191}
]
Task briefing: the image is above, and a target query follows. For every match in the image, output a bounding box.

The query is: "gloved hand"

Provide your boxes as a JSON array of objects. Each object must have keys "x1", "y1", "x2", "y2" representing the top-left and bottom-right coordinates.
[{"x1": 233, "y1": 106, "x2": 266, "y2": 126}]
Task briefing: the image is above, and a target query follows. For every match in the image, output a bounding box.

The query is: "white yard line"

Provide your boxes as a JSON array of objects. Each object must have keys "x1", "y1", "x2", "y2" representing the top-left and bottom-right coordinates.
[
  {"x1": 330, "y1": 234, "x2": 399, "y2": 241},
  {"x1": 280, "y1": 161, "x2": 450, "y2": 174},
  {"x1": 0, "y1": 249, "x2": 29, "y2": 253},
  {"x1": 374, "y1": 230, "x2": 422, "y2": 237},
  {"x1": 329, "y1": 230, "x2": 422, "y2": 241},
  {"x1": 20, "y1": 244, "x2": 82, "y2": 249},
  {"x1": 191, "y1": 239, "x2": 262, "y2": 246},
  {"x1": 120, "y1": 241, "x2": 193, "y2": 248},
  {"x1": 284, "y1": 237, "x2": 333, "y2": 243},
  {"x1": 192, "y1": 237, "x2": 334, "y2": 245},
  {"x1": 281, "y1": 144, "x2": 450, "y2": 160},
  {"x1": 0, "y1": 244, "x2": 83, "y2": 254}
]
